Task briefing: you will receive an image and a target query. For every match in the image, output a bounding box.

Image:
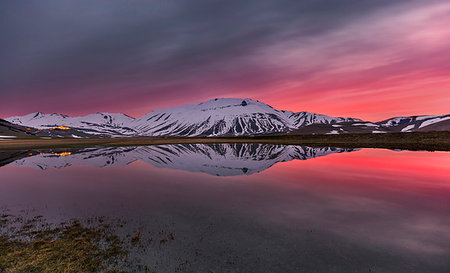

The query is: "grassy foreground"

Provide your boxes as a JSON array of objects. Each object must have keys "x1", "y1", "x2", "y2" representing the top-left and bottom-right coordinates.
[
  {"x1": 0, "y1": 131, "x2": 449, "y2": 151},
  {"x1": 0, "y1": 212, "x2": 155, "y2": 273}
]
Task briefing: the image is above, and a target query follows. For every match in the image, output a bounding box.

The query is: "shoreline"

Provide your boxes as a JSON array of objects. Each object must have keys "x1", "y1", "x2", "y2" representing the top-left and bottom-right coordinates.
[{"x1": 0, "y1": 131, "x2": 449, "y2": 151}]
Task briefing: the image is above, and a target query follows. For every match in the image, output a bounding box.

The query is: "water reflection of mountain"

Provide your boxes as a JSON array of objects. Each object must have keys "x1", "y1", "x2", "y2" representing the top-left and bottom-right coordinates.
[{"x1": 2, "y1": 144, "x2": 359, "y2": 176}]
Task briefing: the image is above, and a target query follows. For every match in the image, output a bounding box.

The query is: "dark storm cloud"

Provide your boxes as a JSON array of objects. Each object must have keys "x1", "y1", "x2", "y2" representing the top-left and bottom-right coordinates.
[{"x1": 0, "y1": 0, "x2": 438, "y2": 116}]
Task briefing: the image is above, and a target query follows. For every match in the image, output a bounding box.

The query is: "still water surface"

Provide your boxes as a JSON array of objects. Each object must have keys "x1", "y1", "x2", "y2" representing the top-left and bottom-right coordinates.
[{"x1": 0, "y1": 144, "x2": 449, "y2": 272}]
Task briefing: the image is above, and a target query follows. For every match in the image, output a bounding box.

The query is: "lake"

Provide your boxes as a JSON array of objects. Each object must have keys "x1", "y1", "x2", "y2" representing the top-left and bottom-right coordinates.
[{"x1": 0, "y1": 144, "x2": 449, "y2": 272}]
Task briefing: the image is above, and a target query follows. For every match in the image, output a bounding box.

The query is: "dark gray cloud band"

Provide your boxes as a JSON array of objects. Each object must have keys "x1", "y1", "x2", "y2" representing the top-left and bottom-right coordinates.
[{"x1": 0, "y1": 0, "x2": 444, "y2": 117}]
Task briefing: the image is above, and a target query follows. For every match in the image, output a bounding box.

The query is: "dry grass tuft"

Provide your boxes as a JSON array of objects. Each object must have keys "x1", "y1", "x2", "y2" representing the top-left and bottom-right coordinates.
[{"x1": 0, "y1": 213, "x2": 154, "y2": 272}]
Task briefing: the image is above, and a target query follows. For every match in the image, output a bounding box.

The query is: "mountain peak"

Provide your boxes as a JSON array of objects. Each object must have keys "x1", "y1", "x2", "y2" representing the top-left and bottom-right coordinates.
[
  {"x1": 5, "y1": 99, "x2": 448, "y2": 137},
  {"x1": 178, "y1": 98, "x2": 279, "y2": 114}
]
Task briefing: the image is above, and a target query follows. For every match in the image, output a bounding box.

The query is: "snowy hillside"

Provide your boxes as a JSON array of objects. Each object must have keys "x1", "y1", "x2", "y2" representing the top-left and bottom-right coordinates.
[
  {"x1": 6, "y1": 112, "x2": 137, "y2": 136},
  {"x1": 0, "y1": 119, "x2": 36, "y2": 138},
  {"x1": 376, "y1": 114, "x2": 450, "y2": 132},
  {"x1": 291, "y1": 114, "x2": 450, "y2": 135},
  {"x1": 5, "y1": 98, "x2": 449, "y2": 137},
  {"x1": 131, "y1": 98, "x2": 360, "y2": 136},
  {"x1": 132, "y1": 98, "x2": 290, "y2": 136}
]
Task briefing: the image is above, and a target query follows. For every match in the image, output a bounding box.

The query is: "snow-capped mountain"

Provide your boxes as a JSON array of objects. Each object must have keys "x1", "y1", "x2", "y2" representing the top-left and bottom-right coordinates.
[
  {"x1": 290, "y1": 114, "x2": 450, "y2": 135},
  {"x1": 4, "y1": 98, "x2": 449, "y2": 137},
  {"x1": 4, "y1": 144, "x2": 358, "y2": 176},
  {"x1": 131, "y1": 98, "x2": 361, "y2": 136},
  {"x1": 132, "y1": 98, "x2": 288, "y2": 136},
  {"x1": 376, "y1": 115, "x2": 450, "y2": 132},
  {"x1": 6, "y1": 112, "x2": 136, "y2": 137}
]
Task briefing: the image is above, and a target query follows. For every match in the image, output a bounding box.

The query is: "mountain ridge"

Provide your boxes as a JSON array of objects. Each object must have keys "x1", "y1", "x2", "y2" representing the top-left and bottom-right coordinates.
[{"x1": 3, "y1": 98, "x2": 449, "y2": 138}]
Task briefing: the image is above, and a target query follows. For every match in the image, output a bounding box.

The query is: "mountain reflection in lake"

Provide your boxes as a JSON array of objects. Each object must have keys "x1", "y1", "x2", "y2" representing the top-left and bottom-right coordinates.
[
  {"x1": 0, "y1": 144, "x2": 358, "y2": 176},
  {"x1": 0, "y1": 144, "x2": 449, "y2": 272}
]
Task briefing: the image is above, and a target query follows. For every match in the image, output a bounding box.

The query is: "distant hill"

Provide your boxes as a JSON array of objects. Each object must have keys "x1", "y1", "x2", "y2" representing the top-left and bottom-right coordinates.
[
  {"x1": 0, "y1": 119, "x2": 36, "y2": 138},
  {"x1": 0, "y1": 118, "x2": 94, "y2": 139}
]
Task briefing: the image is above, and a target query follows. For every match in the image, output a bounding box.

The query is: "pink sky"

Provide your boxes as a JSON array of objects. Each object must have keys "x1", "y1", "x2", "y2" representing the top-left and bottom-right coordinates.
[{"x1": 1, "y1": 1, "x2": 449, "y2": 122}]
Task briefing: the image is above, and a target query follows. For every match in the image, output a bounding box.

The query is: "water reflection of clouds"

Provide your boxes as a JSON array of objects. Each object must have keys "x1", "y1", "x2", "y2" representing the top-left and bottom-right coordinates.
[{"x1": 0, "y1": 147, "x2": 449, "y2": 272}]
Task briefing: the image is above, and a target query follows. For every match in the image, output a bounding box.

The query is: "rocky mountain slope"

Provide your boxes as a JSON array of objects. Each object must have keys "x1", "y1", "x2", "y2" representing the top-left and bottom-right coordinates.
[
  {"x1": 4, "y1": 98, "x2": 449, "y2": 137},
  {"x1": 291, "y1": 114, "x2": 450, "y2": 135},
  {"x1": 0, "y1": 119, "x2": 36, "y2": 138},
  {"x1": 131, "y1": 98, "x2": 361, "y2": 136}
]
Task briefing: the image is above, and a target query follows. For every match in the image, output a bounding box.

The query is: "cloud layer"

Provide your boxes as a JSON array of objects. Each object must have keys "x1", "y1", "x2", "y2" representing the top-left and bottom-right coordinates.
[{"x1": 1, "y1": 0, "x2": 449, "y2": 120}]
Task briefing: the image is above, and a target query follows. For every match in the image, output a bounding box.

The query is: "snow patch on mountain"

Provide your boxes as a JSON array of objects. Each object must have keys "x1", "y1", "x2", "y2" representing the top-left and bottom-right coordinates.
[
  {"x1": 401, "y1": 124, "x2": 415, "y2": 132},
  {"x1": 379, "y1": 117, "x2": 413, "y2": 127},
  {"x1": 419, "y1": 116, "x2": 450, "y2": 129}
]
